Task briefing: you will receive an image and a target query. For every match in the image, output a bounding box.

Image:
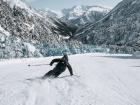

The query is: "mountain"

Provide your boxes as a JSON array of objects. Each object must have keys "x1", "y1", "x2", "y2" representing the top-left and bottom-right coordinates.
[
  {"x1": 0, "y1": 0, "x2": 98, "y2": 59},
  {"x1": 38, "y1": 9, "x2": 78, "y2": 36},
  {"x1": 73, "y1": 0, "x2": 140, "y2": 53},
  {"x1": 61, "y1": 5, "x2": 110, "y2": 26},
  {"x1": 38, "y1": 5, "x2": 110, "y2": 37},
  {"x1": 35, "y1": 5, "x2": 110, "y2": 37}
]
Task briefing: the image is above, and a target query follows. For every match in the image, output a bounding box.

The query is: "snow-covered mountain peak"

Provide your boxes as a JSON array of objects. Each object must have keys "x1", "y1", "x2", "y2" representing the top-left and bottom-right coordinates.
[
  {"x1": 45, "y1": 8, "x2": 63, "y2": 18},
  {"x1": 62, "y1": 5, "x2": 111, "y2": 20},
  {"x1": 72, "y1": 5, "x2": 86, "y2": 17},
  {"x1": 61, "y1": 5, "x2": 111, "y2": 27}
]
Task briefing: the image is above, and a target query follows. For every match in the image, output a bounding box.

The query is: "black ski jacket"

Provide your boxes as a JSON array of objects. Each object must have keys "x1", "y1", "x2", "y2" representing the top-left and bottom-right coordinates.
[{"x1": 50, "y1": 58, "x2": 73, "y2": 76}]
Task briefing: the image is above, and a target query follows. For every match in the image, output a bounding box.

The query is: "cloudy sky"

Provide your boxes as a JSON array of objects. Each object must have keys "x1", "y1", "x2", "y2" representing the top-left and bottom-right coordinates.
[{"x1": 24, "y1": 0, "x2": 122, "y2": 10}]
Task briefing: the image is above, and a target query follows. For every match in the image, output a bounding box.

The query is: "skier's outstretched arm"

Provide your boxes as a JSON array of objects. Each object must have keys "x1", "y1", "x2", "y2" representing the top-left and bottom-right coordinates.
[
  {"x1": 67, "y1": 63, "x2": 73, "y2": 76},
  {"x1": 50, "y1": 59, "x2": 62, "y2": 66}
]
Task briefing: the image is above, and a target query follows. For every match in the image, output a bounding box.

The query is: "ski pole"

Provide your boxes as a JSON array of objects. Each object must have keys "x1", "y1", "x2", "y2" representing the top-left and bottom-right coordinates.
[{"x1": 28, "y1": 63, "x2": 50, "y2": 67}]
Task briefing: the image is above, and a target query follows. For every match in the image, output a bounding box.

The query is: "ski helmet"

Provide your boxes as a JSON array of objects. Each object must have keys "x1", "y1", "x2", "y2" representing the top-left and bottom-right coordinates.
[{"x1": 62, "y1": 54, "x2": 68, "y2": 61}]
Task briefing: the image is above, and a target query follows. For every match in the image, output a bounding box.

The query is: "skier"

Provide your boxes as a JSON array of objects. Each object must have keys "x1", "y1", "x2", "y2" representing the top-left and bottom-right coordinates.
[{"x1": 43, "y1": 54, "x2": 73, "y2": 78}]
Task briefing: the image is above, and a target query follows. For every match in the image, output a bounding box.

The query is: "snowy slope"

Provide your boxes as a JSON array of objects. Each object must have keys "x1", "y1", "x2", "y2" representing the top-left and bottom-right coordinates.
[{"x1": 0, "y1": 53, "x2": 140, "y2": 105}]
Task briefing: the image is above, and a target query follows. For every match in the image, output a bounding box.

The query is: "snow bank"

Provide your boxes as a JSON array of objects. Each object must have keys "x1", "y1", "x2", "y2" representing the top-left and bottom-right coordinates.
[{"x1": 133, "y1": 51, "x2": 140, "y2": 57}]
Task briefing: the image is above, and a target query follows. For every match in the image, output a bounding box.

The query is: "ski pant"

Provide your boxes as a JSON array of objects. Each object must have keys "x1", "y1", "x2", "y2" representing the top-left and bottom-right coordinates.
[{"x1": 43, "y1": 70, "x2": 62, "y2": 78}]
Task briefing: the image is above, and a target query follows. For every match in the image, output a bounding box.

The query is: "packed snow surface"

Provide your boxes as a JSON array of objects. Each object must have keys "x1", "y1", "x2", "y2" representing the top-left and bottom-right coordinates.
[{"x1": 0, "y1": 53, "x2": 140, "y2": 105}]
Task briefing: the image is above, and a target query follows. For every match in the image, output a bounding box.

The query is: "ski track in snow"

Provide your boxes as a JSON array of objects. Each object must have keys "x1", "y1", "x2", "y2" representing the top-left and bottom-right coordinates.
[
  {"x1": 24, "y1": 77, "x2": 95, "y2": 105},
  {"x1": 0, "y1": 53, "x2": 140, "y2": 105}
]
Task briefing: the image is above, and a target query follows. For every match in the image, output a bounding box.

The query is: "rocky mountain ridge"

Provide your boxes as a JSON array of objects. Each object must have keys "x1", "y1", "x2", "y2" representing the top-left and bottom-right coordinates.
[{"x1": 73, "y1": 0, "x2": 140, "y2": 53}]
